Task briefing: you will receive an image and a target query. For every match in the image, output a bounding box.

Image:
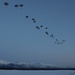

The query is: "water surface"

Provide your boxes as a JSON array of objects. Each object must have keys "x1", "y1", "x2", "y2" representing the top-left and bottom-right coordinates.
[{"x1": 0, "y1": 70, "x2": 75, "y2": 75}]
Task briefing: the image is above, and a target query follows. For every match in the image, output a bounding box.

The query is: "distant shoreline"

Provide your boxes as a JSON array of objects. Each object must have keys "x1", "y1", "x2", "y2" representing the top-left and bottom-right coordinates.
[{"x1": 0, "y1": 68, "x2": 75, "y2": 70}]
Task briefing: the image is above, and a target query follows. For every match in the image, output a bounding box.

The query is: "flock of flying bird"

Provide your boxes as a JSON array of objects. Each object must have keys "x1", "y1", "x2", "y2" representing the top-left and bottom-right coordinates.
[{"x1": 3, "y1": 1, "x2": 66, "y2": 45}]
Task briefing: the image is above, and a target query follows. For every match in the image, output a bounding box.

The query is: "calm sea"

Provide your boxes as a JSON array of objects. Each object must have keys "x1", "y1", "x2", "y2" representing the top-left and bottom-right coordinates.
[{"x1": 0, "y1": 70, "x2": 75, "y2": 75}]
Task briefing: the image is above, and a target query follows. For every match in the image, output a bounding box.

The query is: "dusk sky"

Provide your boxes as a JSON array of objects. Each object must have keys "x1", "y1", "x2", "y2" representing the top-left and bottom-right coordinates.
[{"x1": 0, "y1": 0, "x2": 75, "y2": 67}]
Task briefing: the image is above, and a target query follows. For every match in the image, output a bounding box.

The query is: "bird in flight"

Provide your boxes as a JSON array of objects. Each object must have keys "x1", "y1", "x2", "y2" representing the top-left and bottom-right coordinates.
[
  {"x1": 14, "y1": 4, "x2": 19, "y2": 7},
  {"x1": 26, "y1": 16, "x2": 29, "y2": 18},
  {"x1": 45, "y1": 32, "x2": 49, "y2": 35},
  {"x1": 45, "y1": 27, "x2": 48, "y2": 29},
  {"x1": 31, "y1": 18, "x2": 36, "y2": 23},
  {"x1": 4, "y1": 2, "x2": 9, "y2": 6},
  {"x1": 3, "y1": 1, "x2": 66, "y2": 45},
  {"x1": 62, "y1": 40, "x2": 66, "y2": 42},
  {"x1": 36, "y1": 26, "x2": 40, "y2": 29},
  {"x1": 20, "y1": 4, "x2": 23, "y2": 7},
  {"x1": 57, "y1": 42, "x2": 60, "y2": 44},
  {"x1": 32, "y1": 18, "x2": 35, "y2": 21},
  {"x1": 56, "y1": 39, "x2": 58, "y2": 42},
  {"x1": 33, "y1": 20, "x2": 36, "y2": 23},
  {"x1": 50, "y1": 34, "x2": 54, "y2": 38},
  {"x1": 40, "y1": 25, "x2": 43, "y2": 28}
]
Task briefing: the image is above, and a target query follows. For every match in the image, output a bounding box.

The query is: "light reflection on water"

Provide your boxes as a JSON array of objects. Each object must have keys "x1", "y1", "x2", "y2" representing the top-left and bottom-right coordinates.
[{"x1": 0, "y1": 70, "x2": 74, "y2": 75}]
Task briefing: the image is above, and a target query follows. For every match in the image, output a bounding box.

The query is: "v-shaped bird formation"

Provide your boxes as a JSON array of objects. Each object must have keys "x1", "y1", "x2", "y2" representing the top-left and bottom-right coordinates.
[{"x1": 3, "y1": 1, "x2": 66, "y2": 45}]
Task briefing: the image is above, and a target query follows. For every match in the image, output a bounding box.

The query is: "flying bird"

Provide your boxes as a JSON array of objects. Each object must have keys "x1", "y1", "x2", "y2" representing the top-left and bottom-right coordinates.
[
  {"x1": 32, "y1": 18, "x2": 35, "y2": 21},
  {"x1": 56, "y1": 39, "x2": 58, "y2": 42},
  {"x1": 50, "y1": 34, "x2": 54, "y2": 38},
  {"x1": 45, "y1": 27, "x2": 48, "y2": 29},
  {"x1": 36, "y1": 26, "x2": 40, "y2": 29},
  {"x1": 26, "y1": 16, "x2": 29, "y2": 18},
  {"x1": 45, "y1": 32, "x2": 49, "y2": 35},
  {"x1": 62, "y1": 40, "x2": 66, "y2": 42},
  {"x1": 54, "y1": 41, "x2": 60, "y2": 44},
  {"x1": 40, "y1": 25, "x2": 43, "y2": 27},
  {"x1": 3, "y1": 1, "x2": 66, "y2": 46},
  {"x1": 4, "y1": 2, "x2": 9, "y2": 6},
  {"x1": 14, "y1": 4, "x2": 19, "y2": 7},
  {"x1": 33, "y1": 20, "x2": 36, "y2": 23},
  {"x1": 32, "y1": 18, "x2": 36, "y2": 23},
  {"x1": 57, "y1": 42, "x2": 60, "y2": 44},
  {"x1": 20, "y1": 4, "x2": 23, "y2": 7}
]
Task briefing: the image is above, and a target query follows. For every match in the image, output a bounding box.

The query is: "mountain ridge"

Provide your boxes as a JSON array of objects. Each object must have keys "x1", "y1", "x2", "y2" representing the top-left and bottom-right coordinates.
[{"x1": 0, "y1": 60, "x2": 75, "y2": 70}]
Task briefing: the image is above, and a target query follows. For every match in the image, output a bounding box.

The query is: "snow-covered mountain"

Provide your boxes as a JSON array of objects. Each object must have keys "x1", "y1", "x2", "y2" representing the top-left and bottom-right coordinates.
[
  {"x1": 0, "y1": 60, "x2": 75, "y2": 70},
  {"x1": 0, "y1": 60, "x2": 10, "y2": 65},
  {"x1": 0, "y1": 60, "x2": 53, "y2": 69}
]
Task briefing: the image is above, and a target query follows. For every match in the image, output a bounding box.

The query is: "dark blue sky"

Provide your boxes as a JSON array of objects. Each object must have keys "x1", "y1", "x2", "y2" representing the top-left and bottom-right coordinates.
[{"x1": 0, "y1": 0, "x2": 75, "y2": 67}]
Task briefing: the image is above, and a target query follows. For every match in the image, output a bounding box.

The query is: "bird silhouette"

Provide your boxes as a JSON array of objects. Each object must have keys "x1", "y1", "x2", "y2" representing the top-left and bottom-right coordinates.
[
  {"x1": 62, "y1": 40, "x2": 65, "y2": 42},
  {"x1": 57, "y1": 42, "x2": 60, "y2": 44},
  {"x1": 45, "y1": 32, "x2": 49, "y2": 35},
  {"x1": 40, "y1": 25, "x2": 43, "y2": 27},
  {"x1": 56, "y1": 39, "x2": 58, "y2": 42},
  {"x1": 45, "y1": 27, "x2": 48, "y2": 29},
  {"x1": 32, "y1": 18, "x2": 35, "y2": 21},
  {"x1": 33, "y1": 20, "x2": 36, "y2": 23},
  {"x1": 20, "y1": 4, "x2": 23, "y2": 7},
  {"x1": 55, "y1": 40, "x2": 64, "y2": 44},
  {"x1": 50, "y1": 34, "x2": 54, "y2": 38},
  {"x1": 36, "y1": 26, "x2": 40, "y2": 29},
  {"x1": 26, "y1": 16, "x2": 29, "y2": 18},
  {"x1": 2, "y1": 1, "x2": 66, "y2": 45},
  {"x1": 4, "y1": 2, "x2": 9, "y2": 6},
  {"x1": 14, "y1": 4, "x2": 19, "y2": 7}
]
